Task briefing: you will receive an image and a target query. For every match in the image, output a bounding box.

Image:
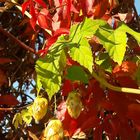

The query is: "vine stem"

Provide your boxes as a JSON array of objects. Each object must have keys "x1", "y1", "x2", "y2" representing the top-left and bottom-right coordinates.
[{"x1": 92, "y1": 70, "x2": 140, "y2": 94}]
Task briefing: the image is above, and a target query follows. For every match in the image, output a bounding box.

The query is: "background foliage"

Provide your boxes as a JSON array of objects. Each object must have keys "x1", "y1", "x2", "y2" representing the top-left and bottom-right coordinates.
[{"x1": 0, "y1": 0, "x2": 140, "y2": 139}]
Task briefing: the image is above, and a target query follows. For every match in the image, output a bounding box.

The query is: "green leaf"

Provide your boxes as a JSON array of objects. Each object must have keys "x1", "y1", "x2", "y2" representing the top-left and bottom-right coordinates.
[
  {"x1": 36, "y1": 36, "x2": 66, "y2": 100},
  {"x1": 12, "y1": 113, "x2": 22, "y2": 129},
  {"x1": 70, "y1": 18, "x2": 107, "y2": 43},
  {"x1": 69, "y1": 38, "x2": 93, "y2": 73},
  {"x1": 21, "y1": 109, "x2": 32, "y2": 125},
  {"x1": 96, "y1": 25, "x2": 127, "y2": 65},
  {"x1": 117, "y1": 23, "x2": 140, "y2": 44},
  {"x1": 69, "y1": 18, "x2": 108, "y2": 72},
  {"x1": 95, "y1": 53, "x2": 112, "y2": 73},
  {"x1": 66, "y1": 66, "x2": 89, "y2": 83}
]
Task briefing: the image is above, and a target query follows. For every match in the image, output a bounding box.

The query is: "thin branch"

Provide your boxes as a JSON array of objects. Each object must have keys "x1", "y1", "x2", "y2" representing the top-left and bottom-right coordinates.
[
  {"x1": 0, "y1": 27, "x2": 38, "y2": 54},
  {"x1": 0, "y1": 102, "x2": 33, "y2": 111},
  {"x1": 92, "y1": 70, "x2": 140, "y2": 94}
]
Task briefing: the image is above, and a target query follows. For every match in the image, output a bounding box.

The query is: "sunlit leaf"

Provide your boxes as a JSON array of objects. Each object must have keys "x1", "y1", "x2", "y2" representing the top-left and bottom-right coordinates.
[
  {"x1": 36, "y1": 36, "x2": 67, "y2": 100},
  {"x1": 69, "y1": 38, "x2": 93, "y2": 73}
]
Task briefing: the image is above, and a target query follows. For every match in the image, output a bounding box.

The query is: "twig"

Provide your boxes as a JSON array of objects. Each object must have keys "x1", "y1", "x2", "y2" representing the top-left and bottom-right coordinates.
[
  {"x1": 0, "y1": 27, "x2": 38, "y2": 54},
  {"x1": 0, "y1": 102, "x2": 33, "y2": 111},
  {"x1": 92, "y1": 70, "x2": 140, "y2": 94}
]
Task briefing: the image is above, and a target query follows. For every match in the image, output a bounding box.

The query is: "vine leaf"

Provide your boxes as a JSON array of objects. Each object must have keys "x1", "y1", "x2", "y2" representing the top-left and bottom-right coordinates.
[
  {"x1": 95, "y1": 25, "x2": 127, "y2": 65},
  {"x1": 70, "y1": 18, "x2": 107, "y2": 43},
  {"x1": 36, "y1": 36, "x2": 66, "y2": 100},
  {"x1": 69, "y1": 18, "x2": 107, "y2": 73},
  {"x1": 69, "y1": 38, "x2": 93, "y2": 73},
  {"x1": 117, "y1": 23, "x2": 140, "y2": 43}
]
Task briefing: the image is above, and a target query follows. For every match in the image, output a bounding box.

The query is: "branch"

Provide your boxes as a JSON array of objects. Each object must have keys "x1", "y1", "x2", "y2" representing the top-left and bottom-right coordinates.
[
  {"x1": 0, "y1": 102, "x2": 33, "y2": 111},
  {"x1": 92, "y1": 70, "x2": 140, "y2": 94},
  {"x1": 0, "y1": 27, "x2": 38, "y2": 54}
]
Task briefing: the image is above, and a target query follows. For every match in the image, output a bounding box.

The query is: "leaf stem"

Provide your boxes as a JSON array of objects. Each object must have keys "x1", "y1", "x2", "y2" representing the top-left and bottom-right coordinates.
[{"x1": 92, "y1": 70, "x2": 140, "y2": 94}]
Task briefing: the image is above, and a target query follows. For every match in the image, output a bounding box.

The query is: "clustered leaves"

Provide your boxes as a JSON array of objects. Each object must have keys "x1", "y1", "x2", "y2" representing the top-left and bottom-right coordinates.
[{"x1": 0, "y1": 0, "x2": 140, "y2": 139}]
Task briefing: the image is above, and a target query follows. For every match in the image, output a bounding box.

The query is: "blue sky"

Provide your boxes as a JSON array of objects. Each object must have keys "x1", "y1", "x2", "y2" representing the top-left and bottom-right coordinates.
[{"x1": 135, "y1": 0, "x2": 140, "y2": 15}]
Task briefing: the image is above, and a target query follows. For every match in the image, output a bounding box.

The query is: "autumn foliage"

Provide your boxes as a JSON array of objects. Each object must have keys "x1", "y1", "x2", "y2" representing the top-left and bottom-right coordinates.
[{"x1": 0, "y1": 0, "x2": 140, "y2": 139}]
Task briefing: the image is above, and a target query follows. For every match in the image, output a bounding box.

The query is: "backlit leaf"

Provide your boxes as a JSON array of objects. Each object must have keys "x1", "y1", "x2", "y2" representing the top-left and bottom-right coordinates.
[
  {"x1": 70, "y1": 18, "x2": 107, "y2": 43},
  {"x1": 95, "y1": 25, "x2": 127, "y2": 65},
  {"x1": 69, "y1": 38, "x2": 93, "y2": 73},
  {"x1": 36, "y1": 36, "x2": 66, "y2": 100}
]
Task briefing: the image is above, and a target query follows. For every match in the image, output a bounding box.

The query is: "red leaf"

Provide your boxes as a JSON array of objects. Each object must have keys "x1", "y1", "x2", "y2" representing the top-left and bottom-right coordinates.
[
  {"x1": 113, "y1": 61, "x2": 137, "y2": 77},
  {"x1": 85, "y1": 0, "x2": 95, "y2": 15},
  {"x1": 61, "y1": 79, "x2": 73, "y2": 96},
  {"x1": 0, "y1": 95, "x2": 19, "y2": 106},
  {"x1": 71, "y1": 4, "x2": 79, "y2": 13},
  {"x1": 30, "y1": 1, "x2": 37, "y2": 29},
  {"x1": 0, "y1": 58, "x2": 15, "y2": 64},
  {"x1": 56, "y1": 101, "x2": 78, "y2": 136},
  {"x1": 53, "y1": 28, "x2": 69, "y2": 36},
  {"x1": 22, "y1": 0, "x2": 30, "y2": 15},
  {"x1": 115, "y1": 76, "x2": 138, "y2": 88},
  {"x1": 38, "y1": 14, "x2": 49, "y2": 29},
  {"x1": 127, "y1": 103, "x2": 140, "y2": 123},
  {"x1": 93, "y1": 125, "x2": 103, "y2": 140},
  {"x1": 93, "y1": 0, "x2": 109, "y2": 18},
  {"x1": 35, "y1": 0, "x2": 47, "y2": 8}
]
